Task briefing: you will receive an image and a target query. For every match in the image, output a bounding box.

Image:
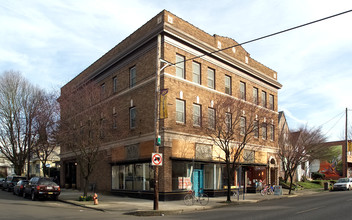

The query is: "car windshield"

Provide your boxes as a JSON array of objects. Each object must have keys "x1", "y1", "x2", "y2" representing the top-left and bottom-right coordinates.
[
  {"x1": 38, "y1": 179, "x2": 58, "y2": 186},
  {"x1": 337, "y1": 178, "x2": 349, "y2": 183},
  {"x1": 13, "y1": 177, "x2": 25, "y2": 182}
]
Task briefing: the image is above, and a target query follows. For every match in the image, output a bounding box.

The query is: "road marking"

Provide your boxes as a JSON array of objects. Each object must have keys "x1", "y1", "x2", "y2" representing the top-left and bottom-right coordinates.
[{"x1": 296, "y1": 206, "x2": 324, "y2": 214}]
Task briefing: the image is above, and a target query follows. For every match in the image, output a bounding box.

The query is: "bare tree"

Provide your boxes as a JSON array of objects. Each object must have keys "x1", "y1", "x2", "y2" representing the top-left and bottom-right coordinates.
[
  {"x1": 205, "y1": 97, "x2": 267, "y2": 202},
  {"x1": 0, "y1": 71, "x2": 41, "y2": 175},
  {"x1": 58, "y1": 82, "x2": 108, "y2": 196},
  {"x1": 278, "y1": 125, "x2": 327, "y2": 194},
  {"x1": 32, "y1": 91, "x2": 59, "y2": 177}
]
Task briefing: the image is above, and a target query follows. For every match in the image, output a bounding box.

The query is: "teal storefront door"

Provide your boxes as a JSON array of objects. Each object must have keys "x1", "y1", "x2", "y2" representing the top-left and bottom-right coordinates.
[{"x1": 192, "y1": 169, "x2": 204, "y2": 196}]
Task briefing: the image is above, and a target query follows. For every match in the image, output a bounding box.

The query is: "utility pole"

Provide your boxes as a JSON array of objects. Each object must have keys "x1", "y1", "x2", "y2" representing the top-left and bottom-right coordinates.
[
  {"x1": 153, "y1": 34, "x2": 162, "y2": 210},
  {"x1": 345, "y1": 108, "x2": 348, "y2": 177}
]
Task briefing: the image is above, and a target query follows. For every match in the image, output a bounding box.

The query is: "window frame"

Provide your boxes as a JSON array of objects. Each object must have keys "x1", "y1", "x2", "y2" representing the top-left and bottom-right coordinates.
[
  {"x1": 207, "y1": 68, "x2": 215, "y2": 89},
  {"x1": 269, "y1": 94, "x2": 274, "y2": 110},
  {"x1": 270, "y1": 124, "x2": 275, "y2": 141},
  {"x1": 254, "y1": 120, "x2": 259, "y2": 138},
  {"x1": 225, "y1": 75, "x2": 232, "y2": 95},
  {"x1": 240, "y1": 81, "x2": 246, "y2": 100},
  {"x1": 192, "y1": 62, "x2": 201, "y2": 84},
  {"x1": 176, "y1": 99, "x2": 185, "y2": 124},
  {"x1": 262, "y1": 123, "x2": 267, "y2": 140},
  {"x1": 261, "y1": 91, "x2": 267, "y2": 108},
  {"x1": 193, "y1": 103, "x2": 202, "y2": 127},
  {"x1": 176, "y1": 54, "x2": 185, "y2": 79},
  {"x1": 129, "y1": 107, "x2": 136, "y2": 129},
  {"x1": 225, "y1": 112, "x2": 232, "y2": 132},
  {"x1": 240, "y1": 116, "x2": 246, "y2": 135},
  {"x1": 113, "y1": 76, "x2": 118, "y2": 93},
  {"x1": 253, "y1": 87, "x2": 258, "y2": 105},
  {"x1": 208, "y1": 107, "x2": 216, "y2": 129}
]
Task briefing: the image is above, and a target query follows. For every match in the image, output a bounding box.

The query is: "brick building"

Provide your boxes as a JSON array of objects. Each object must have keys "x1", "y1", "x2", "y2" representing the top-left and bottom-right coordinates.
[{"x1": 60, "y1": 10, "x2": 282, "y2": 200}]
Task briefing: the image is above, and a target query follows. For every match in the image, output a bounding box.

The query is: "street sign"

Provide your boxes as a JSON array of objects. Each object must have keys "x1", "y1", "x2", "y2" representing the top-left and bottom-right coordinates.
[{"x1": 152, "y1": 153, "x2": 163, "y2": 166}]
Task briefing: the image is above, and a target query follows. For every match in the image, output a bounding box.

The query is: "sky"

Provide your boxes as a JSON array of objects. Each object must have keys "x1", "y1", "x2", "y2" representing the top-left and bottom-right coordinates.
[{"x1": 1, "y1": 0, "x2": 352, "y2": 141}]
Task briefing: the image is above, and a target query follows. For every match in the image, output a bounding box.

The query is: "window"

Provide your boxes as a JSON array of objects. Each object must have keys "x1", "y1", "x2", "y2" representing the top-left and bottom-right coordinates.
[
  {"x1": 176, "y1": 99, "x2": 185, "y2": 123},
  {"x1": 208, "y1": 68, "x2": 215, "y2": 89},
  {"x1": 130, "y1": 107, "x2": 136, "y2": 129},
  {"x1": 100, "y1": 83, "x2": 105, "y2": 98},
  {"x1": 113, "y1": 76, "x2": 118, "y2": 93},
  {"x1": 253, "y1": 87, "x2": 258, "y2": 105},
  {"x1": 130, "y1": 66, "x2": 136, "y2": 88},
  {"x1": 262, "y1": 123, "x2": 267, "y2": 140},
  {"x1": 225, "y1": 112, "x2": 232, "y2": 132},
  {"x1": 269, "y1": 94, "x2": 274, "y2": 110},
  {"x1": 240, "y1": 82, "x2": 246, "y2": 100},
  {"x1": 225, "y1": 75, "x2": 231, "y2": 95},
  {"x1": 207, "y1": 68, "x2": 215, "y2": 89},
  {"x1": 176, "y1": 54, "x2": 185, "y2": 79},
  {"x1": 113, "y1": 117, "x2": 117, "y2": 129},
  {"x1": 240, "y1": 116, "x2": 246, "y2": 135},
  {"x1": 254, "y1": 120, "x2": 259, "y2": 138},
  {"x1": 192, "y1": 62, "x2": 201, "y2": 84},
  {"x1": 208, "y1": 108, "x2": 215, "y2": 129},
  {"x1": 270, "y1": 124, "x2": 275, "y2": 141},
  {"x1": 193, "y1": 104, "x2": 201, "y2": 127},
  {"x1": 261, "y1": 91, "x2": 267, "y2": 107}
]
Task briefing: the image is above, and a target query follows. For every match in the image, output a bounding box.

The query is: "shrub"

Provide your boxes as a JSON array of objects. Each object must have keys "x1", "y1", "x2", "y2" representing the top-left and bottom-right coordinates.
[
  {"x1": 78, "y1": 195, "x2": 94, "y2": 201},
  {"x1": 311, "y1": 172, "x2": 325, "y2": 180}
]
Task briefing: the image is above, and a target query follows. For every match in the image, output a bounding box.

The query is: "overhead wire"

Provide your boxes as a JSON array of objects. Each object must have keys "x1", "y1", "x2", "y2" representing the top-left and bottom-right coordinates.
[{"x1": 171, "y1": 9, "x2": 352, "y2": 66}]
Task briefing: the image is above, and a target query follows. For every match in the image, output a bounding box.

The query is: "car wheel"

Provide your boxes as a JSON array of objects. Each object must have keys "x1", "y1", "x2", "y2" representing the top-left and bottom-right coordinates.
[{"x1": 31, "y1": 191, "x2": 36, "y2": 201}]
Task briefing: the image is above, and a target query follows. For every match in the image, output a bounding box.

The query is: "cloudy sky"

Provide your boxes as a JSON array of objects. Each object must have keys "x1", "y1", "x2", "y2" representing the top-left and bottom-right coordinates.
[{"x1": 1, "y1": 0, "x2": 351, "y2": 141}]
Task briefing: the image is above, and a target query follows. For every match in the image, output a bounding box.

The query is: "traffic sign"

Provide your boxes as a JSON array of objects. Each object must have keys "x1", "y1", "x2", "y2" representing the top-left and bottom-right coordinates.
[{"x1": 152, "y1": 153, "x2": 163, "y2": 166}]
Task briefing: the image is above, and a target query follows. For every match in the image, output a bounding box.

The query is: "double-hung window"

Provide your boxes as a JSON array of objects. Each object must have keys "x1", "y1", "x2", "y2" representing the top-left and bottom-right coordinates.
[
  {"x1": 130, "y1": 107, "x2": 136, "y2": 129},
  {"x1": 253, "y1": 87, "x2": 258, "y2": 105},
  {"x1": 193, "y1": 104, "x2": 201, "y2": 127},
  {"x1": 240, "y1": 82, "x2": 246, "y2": 100},
  {"x1": 130, "y1": 66, "x2": 136, "y2": 88},
  {"x1": 225, "y1": 112, "x2": 232, "y2": 132},
  {"x1": 176, "y1": 99, "x2": 185, "y2": 123},
  {"x1": 270, "y1": 124, "x2": 275, "y2": 141},
  {"x1": 207, "y1": 68, "x2": 215, "y2": 89},
  {"x1": 192, "y1": 62, "x2": 201, "y2": 84},
  {"x1": 240, "y1": 116, "x2": 246, "y2": 135},
  {"x1": 269, "y1": 94, "x2": 274, "y2": 110},
  {"x1": 261, "y1": 91, "x2": 267, "y2": 108},
  {"x1": 262, "y1": 123, "x2": 267, "y2": 140},
  {"x1": 113, "y1": 76, "x2": 118, "y2": 93},
  {"x1": 208, "y1": 108, "x2": 215, "y2": 129},
  {"x1": 225, "y1": 75, "x2": 231, "y2": 95},
  {"x1": 176, "y1": 54, "x2": 185, "y2": 79},
  {"x1": 254, "y1": 120, "x2": 259, "y2": 138}
]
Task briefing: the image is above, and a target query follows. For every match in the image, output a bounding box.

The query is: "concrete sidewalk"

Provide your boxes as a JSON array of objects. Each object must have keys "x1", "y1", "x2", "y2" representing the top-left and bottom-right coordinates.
[{"x1": 58, "y1": 188, "x2": 325, "y2": 216}]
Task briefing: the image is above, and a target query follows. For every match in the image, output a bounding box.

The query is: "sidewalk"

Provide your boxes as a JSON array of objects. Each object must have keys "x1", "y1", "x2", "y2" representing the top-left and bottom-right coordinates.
[{"x1": 58, "y1": 188, "x2": 325, "y2": 216}]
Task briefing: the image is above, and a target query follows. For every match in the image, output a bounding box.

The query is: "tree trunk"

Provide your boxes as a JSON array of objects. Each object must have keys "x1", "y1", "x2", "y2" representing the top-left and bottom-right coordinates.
[
  {"x1": 226, "y1": 158, "x2": 231, "y2": 202},
  {"x1": 288, "y1": 174, "x2": 293, "y2": 195},
  {"x1": 83, "y1": 177, "x2": 88, "y2": 197}
]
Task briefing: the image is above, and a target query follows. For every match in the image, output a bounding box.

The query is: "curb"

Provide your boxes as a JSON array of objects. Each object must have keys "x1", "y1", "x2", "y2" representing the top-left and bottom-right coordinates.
[{"x1": 58, "y1": 199, "x2": 105, "y2": 212}]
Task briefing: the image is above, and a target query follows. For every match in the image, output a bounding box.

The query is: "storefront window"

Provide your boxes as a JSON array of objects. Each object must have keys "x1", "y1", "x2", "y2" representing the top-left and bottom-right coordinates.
[{"x1": 111, "y1": 163, "x2": 154, "y2": 191}]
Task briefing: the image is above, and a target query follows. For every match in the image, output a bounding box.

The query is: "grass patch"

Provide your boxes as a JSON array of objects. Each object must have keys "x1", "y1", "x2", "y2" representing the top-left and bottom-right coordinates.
[{"x1": 297, "y1": 181, "x2": 323, "y2": 189}]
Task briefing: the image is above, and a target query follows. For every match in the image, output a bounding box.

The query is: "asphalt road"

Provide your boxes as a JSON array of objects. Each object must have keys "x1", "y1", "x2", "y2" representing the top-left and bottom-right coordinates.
[
  {"x1": 0, "y1": 190, "x2": 137, "y2": 220},
  {"x1": 1, "y1": 189, "x2": 352, "y2": 220},
  {"x1": 165, "y1": 190, "x2": 352, "y2": 220}
]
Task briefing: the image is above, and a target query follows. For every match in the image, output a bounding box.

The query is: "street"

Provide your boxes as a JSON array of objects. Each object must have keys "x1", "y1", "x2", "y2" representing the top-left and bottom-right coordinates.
[
  {"x1": 165, "y1": 190, "x2": 352, "y2": 220},
  {"x1": 0, "y1": 190, "x2": 136, "y2": 220},
  {"x1": 1, "y1": 189, "x2": 352, "y2": 219}
]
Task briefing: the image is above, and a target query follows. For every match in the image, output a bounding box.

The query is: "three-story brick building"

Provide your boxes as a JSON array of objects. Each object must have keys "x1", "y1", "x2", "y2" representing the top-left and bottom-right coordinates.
[{"x1": 60, "y1": 10, "x2": 282, "y2": 200}]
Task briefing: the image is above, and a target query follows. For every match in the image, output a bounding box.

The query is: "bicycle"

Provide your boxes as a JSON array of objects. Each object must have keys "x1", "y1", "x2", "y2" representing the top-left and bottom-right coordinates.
[
  {"x1": 260, "y1": 184, "x2": 274, "y2": 196},
  {"x1": 184, "y1": 189, "x2": 209, "y2": 206}
]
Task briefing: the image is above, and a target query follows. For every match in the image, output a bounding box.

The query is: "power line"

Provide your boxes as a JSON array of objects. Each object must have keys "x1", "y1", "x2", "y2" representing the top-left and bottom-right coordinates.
[{"x1": 172, "y1": 9, "x2": 352, "y2": 65}]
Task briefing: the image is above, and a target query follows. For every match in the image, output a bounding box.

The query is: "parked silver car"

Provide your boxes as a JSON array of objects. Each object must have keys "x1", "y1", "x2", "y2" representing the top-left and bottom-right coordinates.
[{"x1": 332, "y1": 178, "x2": 352, "y2": 191}]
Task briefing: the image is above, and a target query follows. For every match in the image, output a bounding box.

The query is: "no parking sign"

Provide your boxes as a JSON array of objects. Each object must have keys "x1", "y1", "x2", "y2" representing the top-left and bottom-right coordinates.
[{"x1": 152, "y1": 153, "x2": 163, "y2": 166}]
